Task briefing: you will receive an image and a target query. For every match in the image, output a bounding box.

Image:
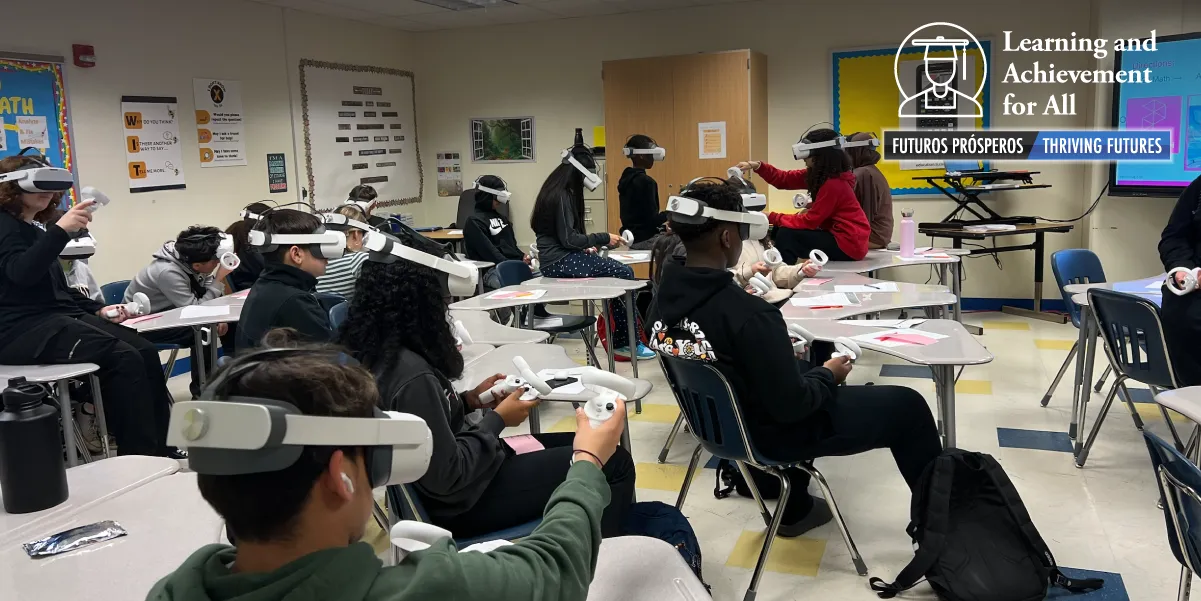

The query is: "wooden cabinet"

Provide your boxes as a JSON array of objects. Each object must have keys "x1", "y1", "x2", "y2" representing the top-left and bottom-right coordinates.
[{"x1": 602, "y1": 50, "x2": 769, "y2": 234}]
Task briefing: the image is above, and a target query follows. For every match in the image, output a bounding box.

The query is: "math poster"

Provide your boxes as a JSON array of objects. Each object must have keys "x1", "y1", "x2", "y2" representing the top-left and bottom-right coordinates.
[
  {"x1": 0, "y1": 59, "x2": 76, "y2": 202},
  {"x1": 193, "y1": 78, "x2": 247, "y2": 167},
  {"x1": 121, "y1": 96, "x2": 186, "y2": 193}
]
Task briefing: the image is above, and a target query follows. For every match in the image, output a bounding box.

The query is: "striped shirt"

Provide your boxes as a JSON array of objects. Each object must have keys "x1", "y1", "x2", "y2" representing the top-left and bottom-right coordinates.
[{"x1": 316, "y1": 251, "x2": 370, "y2": 301}]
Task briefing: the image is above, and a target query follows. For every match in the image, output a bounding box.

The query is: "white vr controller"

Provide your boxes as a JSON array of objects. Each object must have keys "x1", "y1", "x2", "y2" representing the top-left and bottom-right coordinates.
[
  {"x1": 599, "y1": 230, "x2": 634, "y2": 259},
  {"x1": 763, "y1": 247, "x2": 783, "y2": 268},
  {"x1": 786, "y1": 322, "x2": 861, "y2": 362},
  {"x1": 528, "y1": 243, "x2": 540, "y2": 271},
  {"x1": 512, "y1": 356, "x2": 634, "y2": 428},
  {"x1": 748, "y1": 273, "x2": 775, "y2": 297},
  {"x1": 1166, "y1": 267, "x2": 1201, "y2": 296},
  {"x1": 451, "y1": 319, "x2": 473, "y2": 350},
  {"x1": 220, "y1": 252, "x2": 240, "y2": 271},
  {"x1": 809, "y1": 249, "x2": 829, "y2": 267},
  {"x1": 81, "y1": 186, "x2": 111, "y2": 213},
  {"x1": 478, "y1": 375, "x2": 533, "y2": 405},
  {"x1": 106, "y1": 291, "x2": 151, "y2": 319},
  {"x1": 793, "y1": 191, "x2": 812, "y2": 210}
]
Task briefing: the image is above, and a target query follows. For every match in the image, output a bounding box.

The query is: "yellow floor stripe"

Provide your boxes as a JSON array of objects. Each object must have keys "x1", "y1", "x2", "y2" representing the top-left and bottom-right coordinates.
[
  {"x1": 982, "y1": 320, "x2": 1032, "y2": 331},
  {"x1": 726, "y1": 530, "x2": 827, "y2": 577},
  {"x1": 547, "y1": 416, "x2": 577, "y2": 433},
  {"x1": 956, "y1": 380, "x2": 992, "y2": 395},
  {"x1": 635, "y1": 462, "x2": 696, "y2": 492},
  {"x1": 629, "y1": 403, "x2": 680, "y2": 424},
  {"x1": 1035, "y1": 339, "x2": 1075, "y2": 351},
  {"x1": 1134, "y1": 403, "x2": 1190, "y2": 424}
]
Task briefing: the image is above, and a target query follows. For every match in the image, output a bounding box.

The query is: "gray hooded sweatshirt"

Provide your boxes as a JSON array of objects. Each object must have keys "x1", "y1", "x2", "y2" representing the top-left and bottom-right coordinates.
[{"x1": 125, "y1": 241, "x2": 224, "y2": 313}]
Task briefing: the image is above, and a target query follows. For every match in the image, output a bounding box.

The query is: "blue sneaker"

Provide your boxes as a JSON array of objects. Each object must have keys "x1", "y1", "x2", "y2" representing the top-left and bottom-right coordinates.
[{"x1": 615, "y1": 343, "x2": 656, "y2": 362}]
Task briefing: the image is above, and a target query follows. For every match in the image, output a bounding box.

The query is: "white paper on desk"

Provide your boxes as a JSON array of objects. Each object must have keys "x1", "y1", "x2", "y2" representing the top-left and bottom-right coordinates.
[
  {"x1": 536, "y1": 369, "x2": 586, "y2": 394},
  {"x1": 180, "y1": 305, "x2": 231, "y2": 320},
  {"x1": 834, "y1": 282, "x2": 899, "y2": 293},
  {"x1": 789, "y1": 292, "x2": 860, "y2": 307},
  {"x1": 897, "y1": 254, "x2": 951, "y2": 261},
  {"x1": 836, "y1": 318, "x2": 927, "y2": 329},
  {"x1": 447, "y1": 229, "x2": 463, "y2": 235}
]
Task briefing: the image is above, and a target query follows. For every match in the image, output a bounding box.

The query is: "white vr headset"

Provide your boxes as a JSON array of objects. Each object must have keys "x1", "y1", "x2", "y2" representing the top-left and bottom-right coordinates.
[
  {"x1": 792, "y1": 135, "x2": 880, "y2": 160},
  {"x1": 61, "y1": 232, "x2": 97, "y2": 259},
  {"x1": 561, "y1": 148, "x2": 601, "y2": 192},
  {"x1": 726, "y1": 167, "x2": 767, "y2": 211},
  {"x1": 344, "y1": 197, "x2": 379, "y2": 214},
  {"x1": 248, "y1": 227, "x2": 347, "y2": 261},
  {"x1": 0, "y1": 165, "x2": 74, "y2": 193},
  {"x1": 623, "y1": 145, "x2": 666, "y2": 162},
  {"x1": 667, "y1": 192, "x2": 769, "y2": 241},
  {"x1": 475, "y1": 177, "x2": 512, "y2": 204},
  {"x1": 167, "y1": 399, "x2": 433, "y2": 488},
  {"x1": 363, "y1": 230, "x2": 479, "y2": 297},
  {"x1": 322, "y1": 212, "x2": 378, "y2": 235}
]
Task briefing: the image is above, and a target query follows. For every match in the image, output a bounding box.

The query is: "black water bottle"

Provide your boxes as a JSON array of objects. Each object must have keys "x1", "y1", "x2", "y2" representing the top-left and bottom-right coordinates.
[{"x1": 0, "y1": 377, "x2": 69, "y2": 513}]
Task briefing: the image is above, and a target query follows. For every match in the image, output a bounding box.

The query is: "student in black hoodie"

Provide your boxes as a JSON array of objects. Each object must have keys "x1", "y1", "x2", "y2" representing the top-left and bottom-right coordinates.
[
  {"x1": 1159, "y1": 173, "x2": 1201, "y2": 385},
  {"x1": 646, "y1": 180, "x2": 940, "y2": 537},
  {"x1": 618, "y1": 135, "x2": 667, "y2": 249},
  {"x1": 340, "y1": 258, "x2": 635, "y2": 538},
  {"x1": 236, "y1": 209, "x2": 335, "y2": 350},
  {"x1": 0, "y1": 154, "x2": 172, "y2": 457},
  {"x1": 463, "y1": 175, "x2": 529, "y2": 290},
  {"x1": 223, "y1": 201, "x2": 271, "y2": 293}
]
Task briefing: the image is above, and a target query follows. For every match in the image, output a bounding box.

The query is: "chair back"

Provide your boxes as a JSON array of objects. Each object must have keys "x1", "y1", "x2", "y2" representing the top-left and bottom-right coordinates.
[
  {"x1": 1050, "y1": 249, "x2": 1106, "y2": 329},
  {"x1": 101, "y1": 280, "x2": 131, "y2": 305},
  {"x1": 316, "y1": 292, "x2": 346, "y2": 313},
  {"x1": 658, "y1": 354, "x2": 769, "y2": 466},
  {"x1": 389, "y1": 483, "x2": 431, "y2": 523},
  {"x1": 1144, "y1": 431, "x2": 1201, "y2": 572},
  {"x1": 1088, "y1": 288, "x2": 1177, "y2": 389},
  {"x1": 328, "y1": 302, "x2": 349, "y2": 331},
  {"x1": 495, "y1": 260, "x2": 534, "y2": 287}
]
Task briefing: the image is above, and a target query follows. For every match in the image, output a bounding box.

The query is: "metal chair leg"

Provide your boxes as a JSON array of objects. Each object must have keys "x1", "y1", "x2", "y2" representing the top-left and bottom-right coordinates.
[
  {"x1": 675, "y1": 444, "x2": 704, "y2": 510},
  {"x1": 658, "y1": 414, "x2": 685, "y2": 464},
  {"x1": 1116, "y1": 380, "x2": 1144, "y2": 431},
  {"x1": 801, "y1": 463, "x2": 868, "y2": 576},
  {"x1": 90, "y1": 375, "x2": 112, "y2": 459},
  {"x1": 1179, "y1": 565, "x2": 1192, "y2": 601},
  {"x1": 1076, "y1": 379, "x2": 1123, "y2": 468},
  {"x1": 1040, "y1": 341, "x2": 1078, "y2": 407},
  {"x1": 736, "y1": 461, "x2": 774, "y2": 528},
  {"x1": 743, "y1": 468, "x2": 792, "y2": 601},
  {"x1": 163, "y1": 348, "x2": 179, "y2": 378},
  {"x1": 1094, "y1": 365, "x2": 1112, "y2": 394}
]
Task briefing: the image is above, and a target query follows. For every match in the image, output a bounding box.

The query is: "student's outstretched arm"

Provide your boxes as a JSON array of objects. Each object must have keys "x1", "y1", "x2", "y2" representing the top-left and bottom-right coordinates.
[{"x1": 754, "y1": 163, "x2": 808, "y2": 190}]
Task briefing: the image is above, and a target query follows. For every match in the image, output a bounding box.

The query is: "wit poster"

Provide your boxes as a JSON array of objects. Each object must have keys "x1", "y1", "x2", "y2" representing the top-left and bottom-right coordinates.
[
  {"x1": 698, "y1": 121, "x2": 727, "y2": 159},
  {"x1": 193, "y1": 78, "x2": 247, "y2": 167},
  {"x1": 436, "y1": 152, "x2": 462, "y2": 197},
  {"x1": 299, "y1": 60, "x2": 422, "y2": 208},
  {"x1": 121, "y1": 96, "x2": 186, "y2": 192}
]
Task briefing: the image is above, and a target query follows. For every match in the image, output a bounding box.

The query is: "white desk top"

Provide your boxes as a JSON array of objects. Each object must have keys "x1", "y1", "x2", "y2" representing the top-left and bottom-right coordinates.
[
  {"x1": 1, "y1": 456, "x2": 181, "y2": 546},
  {"x1": 461, "y1": 343, "x2": 496, "y2": 366},
  {"x1": 782, "y1": 290, "x2": 957, "y2": 320},
  {"x1": 1063, "y1": 274, "x2": 1166, "y2": 295},
  {"x1": 791, "y1": 272, "x2": 949, "y2": 294},
  {"x1": 449, "y1": 285, "x2": 625, "y2": 311},
  {"x1": 130, "y1": 304, "x2": 243, "y2": 333},
  {"x1": 0, "y1": 363, "x2": 99, "y2": 383},
  {"x1": 455, "y1": 254, "x2": 496, "y2": 270},
  {"x1": 588, "y1": 537, "x2": 712, "y2": 601},
  {"x1": 0, "y1": 472, "x2": 222, "y2": 600},
  {"x1": 606, "y1": 251, "x2": 652, "y2": 266},
  {"x1": 821, "y1": 249, "x2": 962, "y2": 274},
  {"x1": 201, "y1": 290, "x2": 249, "y2": 307},
  {"x1": 1154, "y1": 388, "x2": 1201, "y2": 425},
  {"x1": 451, "y1": 310, "x2": 549, "y2": 346},
  {"x1": 784, "y1": 319, "x2": 992, "y2": 366},
  {"x1": 455, "y1": 344, "x2": 651, "y2": 401},
  {"x1": 523, "y1": 277, "x2": 647, "y2": 292}
]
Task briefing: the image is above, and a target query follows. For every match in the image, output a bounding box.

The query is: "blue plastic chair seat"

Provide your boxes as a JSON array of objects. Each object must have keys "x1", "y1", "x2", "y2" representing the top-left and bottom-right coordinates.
[{"x1": 1050, "y1": 249, "x2": 1106, "y2": 330}]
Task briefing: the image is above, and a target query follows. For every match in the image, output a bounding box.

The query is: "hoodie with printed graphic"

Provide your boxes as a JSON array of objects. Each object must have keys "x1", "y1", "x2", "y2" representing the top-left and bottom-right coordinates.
[
  {"x1": 464, "y1": 202, "x2": 526, "y2": 265},
  {"x1": 645, "y1": 259, "x2": 838, "y2": 458}
]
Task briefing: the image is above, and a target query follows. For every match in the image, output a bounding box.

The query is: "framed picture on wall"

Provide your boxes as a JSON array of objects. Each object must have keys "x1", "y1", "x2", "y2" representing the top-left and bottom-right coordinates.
[{"x1": 470, "y1": 117, "x2": 534, "y2": 162}]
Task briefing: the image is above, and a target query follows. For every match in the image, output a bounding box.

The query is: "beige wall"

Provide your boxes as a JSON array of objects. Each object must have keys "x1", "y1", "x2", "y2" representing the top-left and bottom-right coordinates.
[
  {"x1": 1, "y1": 0, "x2": 414, "y2": 286},
  {"x1": 411, "y1": 0, "x2": 1097, "y2": 298},
  {"x1": 1084, "y1": 0, "x2": 1201, "y2": 281}
]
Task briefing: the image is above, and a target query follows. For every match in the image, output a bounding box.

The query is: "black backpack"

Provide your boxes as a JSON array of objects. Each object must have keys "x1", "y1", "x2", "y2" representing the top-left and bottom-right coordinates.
[
  {"x1": 713, "y1": 459, "x2": 781, "y2": 500},
  {"x1": 623, "y1": 501, "x2": 710, "y2": 591},
  {"x1": 870, "y1": 450, "x2": 1105, "y2": 601}
]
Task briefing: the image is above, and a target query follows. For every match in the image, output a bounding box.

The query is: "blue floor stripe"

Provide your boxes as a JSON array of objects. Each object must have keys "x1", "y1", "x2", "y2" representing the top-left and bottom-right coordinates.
[
  {"x1": 879, "y1": 364, "x2": 934, "y2": 379},
  {"x1": 1047, "y1": 567, "x2": 1127, "y2": 600},
  {"x1": 997, "y1": 427, "x2": 1074, "y2": 453}
]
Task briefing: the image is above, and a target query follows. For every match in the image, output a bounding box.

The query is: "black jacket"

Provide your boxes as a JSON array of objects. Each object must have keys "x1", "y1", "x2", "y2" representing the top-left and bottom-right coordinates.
[
  {"x1": 534, "y1": 191, "x2": 610, "y2": 267},
  {"x1": 618, "y1": 167, "x2": 666, "y2": 243},
  {"x1": 235, "y1": 263, "x2": 332, "y2": 350},
  {"x1": 0, "y1": 213, "x2": 104, "y2": 344},
  {"x1": 645, "y1": 259, "x2": 837, "y2": 458},
  {"x1": 464, "y1": 209, "x2": 525, "y2": 265},
  {"x1": 372, "y1": 347, "x2": 507, "y2": 521},
  {"x1": 1160, "y1": 174, "x2": 1201, "y2": 272},
  {"x1": 227, "y1": 249, "x2": 264, "y2": 293}
]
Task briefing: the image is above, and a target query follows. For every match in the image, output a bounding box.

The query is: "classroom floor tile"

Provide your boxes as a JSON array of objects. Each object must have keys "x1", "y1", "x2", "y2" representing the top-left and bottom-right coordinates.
[
  {"x1": 997, "y1": 427, "x2": 1074, "y2": 453},
  {"x1": 635, "y1": 462, "x2": 696, "y2": 492},
  {"x1": 1036, "y1": 338, "x2": 1077, "y2": 351},
  {"x1": 725, "y1": 530, "x2": 826, "y2": 577},
  {"x1": 1133, "y1": 402, "x2": 1188, "y2": 424},
  {"x1": 628, "y1": 403, "x2": 680, "y2": 423},
  {"x1": 982, "y1": 320, "x2": 1032, "y2": 331},
  {"x1": 956, "y1": 379, "x2": 992, "y2": 394}
]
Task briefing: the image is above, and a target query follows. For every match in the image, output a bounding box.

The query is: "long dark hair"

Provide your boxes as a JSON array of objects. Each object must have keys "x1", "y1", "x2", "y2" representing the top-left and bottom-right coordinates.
[
  {"x1": 530, "y1": 161, "x2": 587, "y2": 237},
  {"x1": 339, "y1": 260, "x2": 464, "y2": 379},
  {"x1": 802, "y1": 128, "x2": 852, "y2": 199}
]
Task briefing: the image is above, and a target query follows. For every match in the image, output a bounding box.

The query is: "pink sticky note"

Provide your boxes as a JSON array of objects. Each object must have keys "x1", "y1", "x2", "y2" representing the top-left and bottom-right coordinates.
[
  {"x1": 801, "y1": 278, "x2": 833, "y2": 286},
  {"x1": 503, "y1": 435, "x2": 545, "y2": 455},
  {"x1": 877, "y1": 333, "x2": 937, "y2": 346}
]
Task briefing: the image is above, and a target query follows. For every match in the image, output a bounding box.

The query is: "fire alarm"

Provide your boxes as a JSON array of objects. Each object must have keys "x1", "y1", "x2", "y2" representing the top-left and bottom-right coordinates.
[{"x1": 73, "y1": 44, "x2": 96, "y2": 68}]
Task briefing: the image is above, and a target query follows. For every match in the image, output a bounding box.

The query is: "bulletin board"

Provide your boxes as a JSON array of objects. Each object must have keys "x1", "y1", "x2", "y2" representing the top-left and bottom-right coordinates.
[
  {"x1": 298, "y1": 59, "x2": 424, "y2": 209},
  {"x1": 0, "y1": 56, "x2": 76, "y2": 204},
  {"x1": 832, "y1": 41, "x2": 991, "y2": 196}
]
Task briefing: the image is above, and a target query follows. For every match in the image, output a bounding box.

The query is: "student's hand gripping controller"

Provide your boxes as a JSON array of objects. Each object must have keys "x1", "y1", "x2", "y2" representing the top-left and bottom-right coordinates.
[
  {"x1": 220, "y1": 253, "x2": 241, "y2": 271},
  {"x1": 528, "y1": 243, "x2": 540, "y2": 271},
  {"x1": 106, "y1": 292, "x2": 151, "y2": 318},
  {"x1": 1166, "y1": 267, "x2": 1201, "y2": 296},
  {"x1": 762, "y1": 247, "x2": 783, "y2": 269},
  {"x1": 512, "y1": 357, "x2": 635, "y2": 428},
  {"x1": 80, "y1": 186, "x2": 111, "y2": 214},
  {"x1": 477, "y1": 375, "x2": 529, "y2": 405},
  {"x1": 786, "y1": 322, "x2": 860, "y2": 362},
  {"x1": 808, "y1": 249, "x2": 829, "y2": 267},
  {"x1": 793, "y1": 191, "x2": 812, "y2": 210},
  {"x1": 748, "y1": 273, "x2": 775, "y2": 296},
  {"x1": 599, "y1": 230, "x2": 635, "y2": 259},
  {"x1": 831, "y1": 338, "x2": 862, "y2": 362}
]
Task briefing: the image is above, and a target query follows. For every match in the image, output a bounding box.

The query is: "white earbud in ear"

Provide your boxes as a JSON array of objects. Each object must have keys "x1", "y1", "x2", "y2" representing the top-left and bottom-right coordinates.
[{"x1": 341, "y1": 472, "x2": 356, "y2": 494}]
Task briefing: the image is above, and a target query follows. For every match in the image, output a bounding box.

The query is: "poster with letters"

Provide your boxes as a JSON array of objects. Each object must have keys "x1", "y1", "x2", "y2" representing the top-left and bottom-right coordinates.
[
  {"x1": 299, "y1": 60, "x2": 422, "y2": 208},
  {"x1": 0, "y1": 59, "x2": 77, "y2": 202},
  {"x1": 193, "y1": 78, "x2": 247, "y2": 167},
  {"x1": 121, "y1": 96, "x2": 186, "y2": 192}
]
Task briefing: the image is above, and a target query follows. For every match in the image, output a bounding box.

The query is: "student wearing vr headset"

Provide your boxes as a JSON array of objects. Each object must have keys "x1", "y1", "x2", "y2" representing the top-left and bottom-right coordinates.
[
  {"x1": 737, "y1": 128, "x2": 872, "y2": 264},
  {"x1": 126, "y1": 225, "x2": 236, "y2": 397},
  {"x1": 316, "y1": 204, "x2": 373, "y2": 301},
  {"x1": 223, "y1": 202, "x2": 272, "y2": 293},
  {"x1": 236, "y1": 209, "x2": 340, "y2": 350},
  {"x1": 463, "y1": 175, "x2": 529, "y2": 290},
  {"x1": 149, "y1": 342, "x2": 630, "y2": 601},
  {"x1": 618, "y1": 135, "x2": 668, "y2": 249},
  {"x1": 531, "y1": 130, "x2": 653, "y2": 361},
  {"x1": 725, "y1": 174, "x2": 822, "y2": 304},
  {"x1": 347, "y1": 184, "x2": 390, "y2": 229},
  {"x1": 846, "y1": 131, "x2": 895, "y2": 250},
  {"x1": 340, "y1": 257, "x2": 636, "y2": 539},
  {"x1": 646, "y1": 181, "x2": 940, "y2": 538},
  {"x1": 0, "y1": 153, "x2": 174, "y2": 457}
]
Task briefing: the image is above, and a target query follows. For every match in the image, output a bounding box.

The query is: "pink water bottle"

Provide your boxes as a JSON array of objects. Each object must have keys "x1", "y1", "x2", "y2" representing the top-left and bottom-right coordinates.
[{"x1": 899, "y1": 209, "x2": 915, "y2": 258}]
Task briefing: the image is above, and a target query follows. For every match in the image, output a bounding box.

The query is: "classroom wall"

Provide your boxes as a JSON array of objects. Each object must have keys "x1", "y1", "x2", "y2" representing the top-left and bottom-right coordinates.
[
  {"x1": 411, "y1": 0, "x2": 1096, "y2": 300},
  {"x1": 1, "y1": 0, "x2": 414, "y2": 286},
  {"x1": 1084, "y1": 0, "x2": 1201, "y2": 281}
]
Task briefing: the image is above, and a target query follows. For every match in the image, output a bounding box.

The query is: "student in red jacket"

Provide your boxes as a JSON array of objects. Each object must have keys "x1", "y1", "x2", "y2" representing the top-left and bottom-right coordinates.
[{"x1": 737, "y1": 128, "x2": 870, "y2": 263}]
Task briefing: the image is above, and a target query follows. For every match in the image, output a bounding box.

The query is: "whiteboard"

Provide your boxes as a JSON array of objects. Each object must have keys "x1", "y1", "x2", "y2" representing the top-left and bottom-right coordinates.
[{"x1": 298, "y1": 60, "x2": 423, "y2": 209}]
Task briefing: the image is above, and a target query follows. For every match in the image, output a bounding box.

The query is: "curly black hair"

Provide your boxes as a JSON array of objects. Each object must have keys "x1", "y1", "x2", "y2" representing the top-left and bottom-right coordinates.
[
  {"x1": 800, "y1": 128, "x2": 852, "y2": 199},
  {"x1": 339, "y1": 259, "x2": 464, "y2": 379}
]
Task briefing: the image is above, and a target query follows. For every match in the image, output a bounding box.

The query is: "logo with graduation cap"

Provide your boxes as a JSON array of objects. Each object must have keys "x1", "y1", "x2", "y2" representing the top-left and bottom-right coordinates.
[{"x1": 896, "y1": 22, "x2": 986, "y2": 120}]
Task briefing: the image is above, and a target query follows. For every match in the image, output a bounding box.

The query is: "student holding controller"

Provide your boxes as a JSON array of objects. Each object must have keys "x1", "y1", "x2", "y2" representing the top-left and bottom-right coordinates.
[
  {"x1": 1159, "y1": 172, "x2": 1201, "y2": 385},
  {"x1": 0, "y1": 154, "x2": 174, "y2": 457}
]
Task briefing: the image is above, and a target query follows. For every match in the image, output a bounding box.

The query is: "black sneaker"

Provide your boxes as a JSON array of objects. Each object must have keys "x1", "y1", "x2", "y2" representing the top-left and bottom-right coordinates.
[{"x1": 776, "y1": 496, "x2": 833, "y2": 538}]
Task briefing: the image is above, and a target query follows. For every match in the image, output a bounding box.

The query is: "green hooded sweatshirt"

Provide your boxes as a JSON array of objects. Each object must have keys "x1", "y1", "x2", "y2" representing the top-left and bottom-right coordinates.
[{"x1": 147, "y1": 462, "x2": 609, "y2": 601}]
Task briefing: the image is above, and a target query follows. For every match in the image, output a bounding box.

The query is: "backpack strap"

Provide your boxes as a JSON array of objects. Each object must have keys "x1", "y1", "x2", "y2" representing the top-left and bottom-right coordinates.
[
  {"x1": 870, "y1": 454, "x2": 956, "y2": 598},
  {"x1": 714, "y1": 460, "x2": 735, "y2": 500},
  {"x1": 977, "y1": 454, "x2": 1105, "y2": 594}
]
